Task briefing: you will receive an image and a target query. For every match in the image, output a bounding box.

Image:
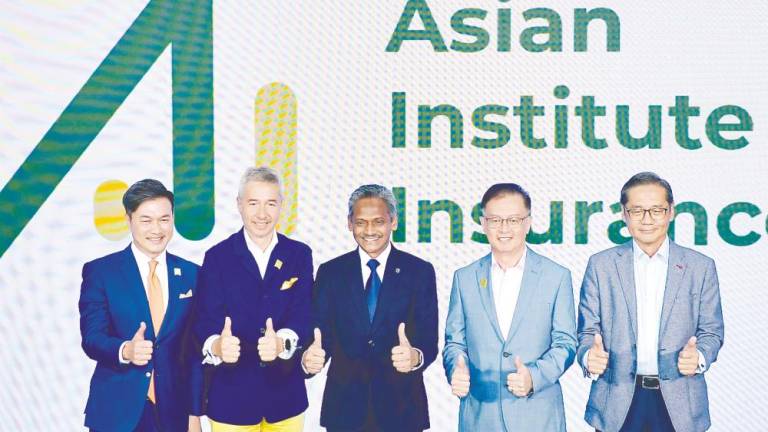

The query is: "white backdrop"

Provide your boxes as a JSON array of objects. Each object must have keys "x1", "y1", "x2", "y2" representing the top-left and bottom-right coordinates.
[{"x1": 1, "y1": 1, "x2": 767, "y2": 430}]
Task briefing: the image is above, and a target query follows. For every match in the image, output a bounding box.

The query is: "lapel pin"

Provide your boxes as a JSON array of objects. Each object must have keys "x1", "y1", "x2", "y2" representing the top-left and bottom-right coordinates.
[
  {"x1": 174, "y1": 267, "x2": 182, "y2": 276},
  {"x1": 480, "y1": 278, "x2": 488, "y2": 288},
  {"x1": 274, "y1": 259, "x2": 283, "y2": 270},
  {"x1": 395, "y1": 268, "x2": 401, "y2": 274}
]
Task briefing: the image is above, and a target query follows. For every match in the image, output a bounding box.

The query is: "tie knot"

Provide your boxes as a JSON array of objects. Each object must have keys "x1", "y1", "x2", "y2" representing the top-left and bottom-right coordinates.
[
  {"x1": 149, "y1": 259, "x2": 158, "y2": 274},
  {"x1": 367, "y1": 259, "x2": 380, "y2": 271}
]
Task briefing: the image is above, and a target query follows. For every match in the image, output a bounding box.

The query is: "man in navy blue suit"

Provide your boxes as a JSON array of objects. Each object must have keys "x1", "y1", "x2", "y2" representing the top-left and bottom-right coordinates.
[
  {"x1": 194, "y1": 167, "x2": 313, "y2": 431},
  {"x1": 302, "y1": 184, "x2": 438, "y2": 432},
  {"x1": 79, "y1": 179, "x2": 203, "y2": 431}
]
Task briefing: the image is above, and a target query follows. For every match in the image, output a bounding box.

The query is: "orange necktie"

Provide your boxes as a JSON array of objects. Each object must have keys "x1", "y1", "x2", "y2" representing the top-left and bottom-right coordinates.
[{"x1": 147, "y1": 259, "x2": 164, "y2": 402}]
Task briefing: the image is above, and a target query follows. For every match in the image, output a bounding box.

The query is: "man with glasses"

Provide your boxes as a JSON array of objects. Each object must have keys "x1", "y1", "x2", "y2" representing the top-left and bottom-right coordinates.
[
  {"x1": 443, "y1": 183, "x2": 577, "y2": 431},
  {"x1": 577, "y1": 172, "x2": 724, "y2": 432}
]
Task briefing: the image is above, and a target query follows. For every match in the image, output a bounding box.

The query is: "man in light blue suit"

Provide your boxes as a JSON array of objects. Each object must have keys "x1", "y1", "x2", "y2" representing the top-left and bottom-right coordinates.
[
  {"x1": 444, "y1": 183, "x2": 577, "y2": 432},
  {"x1": 577, "y1": 172, "x2": 724, "y2": 432}
]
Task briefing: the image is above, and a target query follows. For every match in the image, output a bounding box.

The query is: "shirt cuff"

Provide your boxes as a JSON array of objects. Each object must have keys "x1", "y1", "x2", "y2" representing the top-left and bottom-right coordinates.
[
  {"x1": 119, "y1": 341, "x2": 130, "y2": 364},
  {"x1": 202, "y1": 334, "x2": 223, "y2": 366},
  {"x1": 276, "y1": 328, "x2": 299, "y2": 360},
  {"x1": 696, "y1": 349, "x2": 707, "y2": 374},
  {"x1": 411, "y1": 348, "x2": 424, "y2": 371}
]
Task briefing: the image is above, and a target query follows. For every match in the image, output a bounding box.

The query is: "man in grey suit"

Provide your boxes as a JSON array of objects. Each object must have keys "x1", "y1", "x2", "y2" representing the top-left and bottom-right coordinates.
[
  {"x1": 443, "y1": 183, "x2": 577, "y2": 431},
  {"x1": 577, "y1": 172, "x2": 724, "y2": 432}
]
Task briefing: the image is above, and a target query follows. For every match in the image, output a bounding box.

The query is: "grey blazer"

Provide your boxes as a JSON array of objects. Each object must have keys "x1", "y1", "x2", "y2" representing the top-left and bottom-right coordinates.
[{"x1": 577, "y1": 240, "x2": 724, "y2": 432}]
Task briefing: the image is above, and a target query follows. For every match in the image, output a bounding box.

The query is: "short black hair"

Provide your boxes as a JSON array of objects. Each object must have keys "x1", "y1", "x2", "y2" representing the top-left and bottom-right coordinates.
[
  {"x1": 620, "y1": 172, "x2": 674, "y2": 206},
  {"x1": 481, "y1": 183, "x2": 531, "y2": 212},
  {"x1": 122, "y1": 179, "x2": 174, "y2": 216}
]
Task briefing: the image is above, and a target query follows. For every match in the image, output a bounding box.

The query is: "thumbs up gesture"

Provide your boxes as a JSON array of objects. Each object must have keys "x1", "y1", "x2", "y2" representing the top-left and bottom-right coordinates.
[
  {"x1": 123, "y1": 322, "x2": 153, "y2": 366},
  {"x1": 302, "y1": 328, "x2": 326, "y2": 374},
  {"x1": 391, "y1": 323, "x2": 418, "y2": 373},
  {"x1": 213, "y1": 317, "x2": 240, "y2": 363},
  {"x1": 506, "y1": 356, "x2": 533, "y2": 397},
  {"x1": 678, "y1": 336, "x2": 699, "y2": 376},
  {"x1": 451, "y1": 355, "x2": 470, "y2": 398},
  {"x1": 258, "y1": 318, "x2": 283, "y2": 362},
  {"x1": 587, "y1": 333, "x2": 609, "y2": 376}
]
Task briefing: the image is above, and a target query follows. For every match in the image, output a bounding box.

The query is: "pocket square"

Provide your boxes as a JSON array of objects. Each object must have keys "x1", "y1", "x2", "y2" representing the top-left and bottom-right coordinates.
[
  {"x1": 280, "y1": 277, "x2": 299, "y2": 291},
  {"x1": 179, "y1": 289, "x2": 193, "y2": 299}
]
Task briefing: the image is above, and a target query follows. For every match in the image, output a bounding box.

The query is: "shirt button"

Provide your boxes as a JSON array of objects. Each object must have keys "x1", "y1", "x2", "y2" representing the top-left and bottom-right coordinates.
[{"x1": 145, "y1": 372, "x2": 151, "y2": 378}]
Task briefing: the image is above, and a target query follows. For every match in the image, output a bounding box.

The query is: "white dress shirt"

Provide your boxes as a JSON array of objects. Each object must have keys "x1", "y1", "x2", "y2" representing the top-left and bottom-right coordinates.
[
  {"x1": 490, "y1": 248, "x2": 527, "y2": 340},
  {"x1": 118, "y1": 243, "x2": 169, "y2": 363},
  {"x1": 634, "y1": 238, "x2": 669, "y2": 375},
  {"x1": 203, "y1": 229, "x2": 298, "y2": 365}
]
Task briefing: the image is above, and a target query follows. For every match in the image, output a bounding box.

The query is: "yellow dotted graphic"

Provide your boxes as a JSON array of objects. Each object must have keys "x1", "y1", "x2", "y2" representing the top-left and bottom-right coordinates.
[
  {"x1": 93, "y1": 179, "x2": 129, "y2": 241},
  {"x1": 254, "y1": 83, "x2": 298, "y2": 235}
]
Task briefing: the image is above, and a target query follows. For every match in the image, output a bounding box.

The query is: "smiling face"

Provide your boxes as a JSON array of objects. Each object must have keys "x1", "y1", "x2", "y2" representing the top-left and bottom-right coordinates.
[
  {"x1": 622, "y1": 183, "x2": 674, "y2": 255},
  {"x1": 348, "y1": 197, "x2": 397, "y2": 259},
  {"x1": 127, "y1": 197, "x2": 174, "y2": 258},
  {"x1": 482, "y1": 193, "x2": 531, "y2": 259},
  {"x1": 238, "y1": 180, "x2": 282, "y2": 248}
]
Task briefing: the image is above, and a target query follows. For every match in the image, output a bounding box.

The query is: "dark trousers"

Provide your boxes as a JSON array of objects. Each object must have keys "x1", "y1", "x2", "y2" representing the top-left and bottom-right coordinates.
[
  {"x1": 135, "y1": 399, "x2": 162, "y2": 432},
  {"x1": 618, "y1": 379, "x2": 675, "y2": 432}
]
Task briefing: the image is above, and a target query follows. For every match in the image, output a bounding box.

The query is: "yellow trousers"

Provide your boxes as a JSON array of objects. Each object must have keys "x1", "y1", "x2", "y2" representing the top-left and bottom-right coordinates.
[{"x1": 209, "y1": 413, "x2": 305, "y2": 432}]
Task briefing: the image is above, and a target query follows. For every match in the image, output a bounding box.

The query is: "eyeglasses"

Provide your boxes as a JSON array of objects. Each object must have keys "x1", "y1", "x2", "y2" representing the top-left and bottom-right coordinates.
[
  {"x1": 483, "y1": 215, "x2": 529, "y2": 229},
  {"x1": 624, "y1": 207, "x2": 669, "y2": 221}
]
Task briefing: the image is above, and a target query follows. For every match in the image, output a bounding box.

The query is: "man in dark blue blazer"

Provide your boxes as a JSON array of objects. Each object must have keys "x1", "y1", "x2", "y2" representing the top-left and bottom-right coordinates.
[
  {"x1": 79, "y1": 179, "x2": 203, "y2": 432},
  {"x1": 302, "y1": 184, "x2": 438, "y2": 432},
  {"x1": 194, "y1": 167, "x2": 313, "y2": 431}
]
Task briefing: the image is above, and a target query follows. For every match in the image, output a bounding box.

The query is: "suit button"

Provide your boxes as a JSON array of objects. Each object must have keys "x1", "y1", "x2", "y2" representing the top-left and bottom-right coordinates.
[
  {"x1": 503, "y1": 352, "x2": 510, "y2": 358},
  {"x1": 368, "y1": 340, "x2": 375, "y2": 347},
  {"x1": 145, "y1": 372, "x2": 151, "y2": 378}
]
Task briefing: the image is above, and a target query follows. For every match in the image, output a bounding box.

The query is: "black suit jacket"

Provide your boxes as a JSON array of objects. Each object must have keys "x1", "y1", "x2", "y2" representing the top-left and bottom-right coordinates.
[{"x1": 311, "y1": 246, "x2": 438, "y2": 431}]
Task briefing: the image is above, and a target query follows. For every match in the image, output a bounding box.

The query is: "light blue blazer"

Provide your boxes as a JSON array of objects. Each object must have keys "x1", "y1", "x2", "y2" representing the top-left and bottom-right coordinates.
[
  {"x1": 577, "y1": 241, "x2": 724, "y2": 432},
  {"x1": 443, "y1": 247, "x2": 577, "y2": 432}
]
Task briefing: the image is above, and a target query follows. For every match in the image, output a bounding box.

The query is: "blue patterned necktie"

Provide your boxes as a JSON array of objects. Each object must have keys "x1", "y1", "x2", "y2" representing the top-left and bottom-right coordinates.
[{"x1": 365, "y1": 259, "x2": 381, "y2": 323}]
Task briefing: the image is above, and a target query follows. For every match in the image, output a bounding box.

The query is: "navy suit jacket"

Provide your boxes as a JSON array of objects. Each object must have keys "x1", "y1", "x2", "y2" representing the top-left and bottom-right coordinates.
[
  {"x1": 194, "y1": 230, "x2": 313, "y2": 425},
  {"x1": 79, "y1": 245, "x2": 203, "y2": 432},
  {"x1": 312, "y1": 246, "x2": 438, "y2": 431}
]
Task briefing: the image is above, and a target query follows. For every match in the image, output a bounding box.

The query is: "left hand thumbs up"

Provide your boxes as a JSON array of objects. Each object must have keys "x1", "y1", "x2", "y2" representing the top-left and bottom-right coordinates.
[
  {"x1": 391, "y1": 322, "x2": 417, "y2": 373},
  {"x1": 258, "y1": 317, "x2": 283, "y2": 362},
  {"x1": 677, "y1": 336, "x2": 699, "y2": 376},
  {"x1": 507, "y1": 356, "x2": 533, "y2": 397}
]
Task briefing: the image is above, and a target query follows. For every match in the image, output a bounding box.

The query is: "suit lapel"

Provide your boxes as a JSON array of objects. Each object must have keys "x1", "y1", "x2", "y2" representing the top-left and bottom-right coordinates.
[
  {"x1": 157, "y1": 253, "x2": 183, "y2": 341},
  {"x1": 262, "y1": 233, "x2": 288, "y2": 288},
  {"x1": 119, "y1": 245, "x2": 156, "y2": 339},
  {"x1": 505, "y1": 247, "x2": 542, "y2": 344},
  {"x1": 659, "y1": 241, "x2": 687, "y2": 338},
  {"x1": 476, "y1": 254, "x2": 504, "y2": 343},
  {"x1": 346, "y1": 250, "x2": 371, "y2": 332},
  {"x1": 615, "y1": 242, "x2": 638, "y2": 343},
  {"x1": 233, "y1": 228, "x2": 263, "y2": 282},
  {"x1": 371, "y1": 247, "x2": 402, "y2": 332}
]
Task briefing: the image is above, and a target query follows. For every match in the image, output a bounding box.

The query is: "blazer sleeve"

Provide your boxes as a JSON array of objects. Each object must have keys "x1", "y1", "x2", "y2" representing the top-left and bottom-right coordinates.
[
  {"x1": 79, "y1": 262, "x2": 129, "y2": 369},
  {"x1": 407, "y1": 261, "x2": 438, "y2": 370},
  {"x1": 443, "y1": 270, "x2": 468, "y2": 381},
  {"x1": 527, "y1": 269, "x2": 577, "y2": 393},
  {"x1": 576, "y1": 256, "x2": 602, "y2": 375},
  {"x1": 692, "y1": 258, "x2": 724, "y2": 371}
]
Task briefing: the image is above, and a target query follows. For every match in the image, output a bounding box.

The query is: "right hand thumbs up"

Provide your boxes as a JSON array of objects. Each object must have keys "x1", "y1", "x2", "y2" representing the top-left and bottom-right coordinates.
[
  {"x1": 125, "y1": 322, "x2": 153, "y2": 366},
  {"x1": 302, "y1": 328, "x2": 326, "y2": 374},
  {"x1": 215, "y1": 317, "x2": 240, "y2": 364},
  {"x1": 587, "y1": 333, "x2": 609, "y2": 376},
  {"x1": 451, "y1": 355, "x2": 470, "y2": 398}
]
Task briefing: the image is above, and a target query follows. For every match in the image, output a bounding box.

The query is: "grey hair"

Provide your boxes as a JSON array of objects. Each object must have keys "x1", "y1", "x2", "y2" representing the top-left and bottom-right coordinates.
[
  {"x1": 347, "y1": 184, "x2": 398, "y2": 220},
  {"x1": 238, "y1": 166, "x2": 283, "y2": 199}
]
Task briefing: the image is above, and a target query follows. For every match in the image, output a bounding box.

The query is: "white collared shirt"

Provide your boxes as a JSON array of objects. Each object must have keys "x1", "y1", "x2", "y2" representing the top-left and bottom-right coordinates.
[
  {"x1": 633, "y1": 237, "x2": 670, "y2": 375},
  {"x1": 243, "y1": 228, "x2": 278, "y2": 278},
  {"x1": 491, "y1": 248, "x2": 527, "y2": 340},
  {"x1": 358, "y1": 242, "x2": 391, "y2": 287}
]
